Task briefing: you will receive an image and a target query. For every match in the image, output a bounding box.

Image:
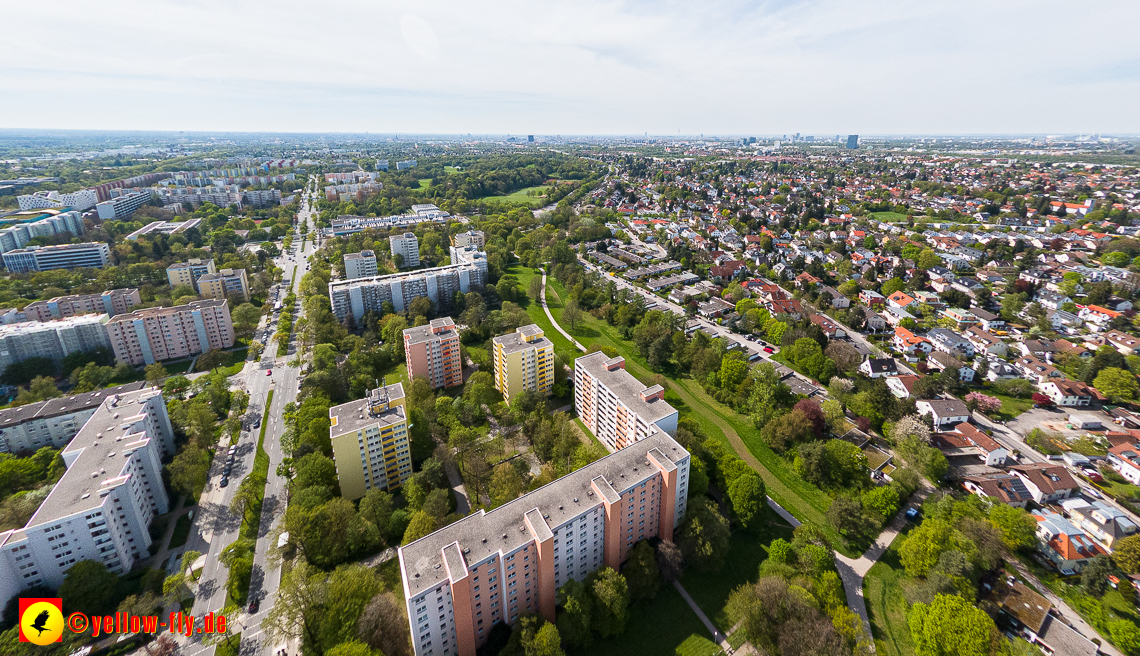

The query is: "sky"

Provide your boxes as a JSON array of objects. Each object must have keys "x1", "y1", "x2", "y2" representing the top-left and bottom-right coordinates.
[{"x1": 4, "y1": 0, "x2": 1139, "y2": 136}]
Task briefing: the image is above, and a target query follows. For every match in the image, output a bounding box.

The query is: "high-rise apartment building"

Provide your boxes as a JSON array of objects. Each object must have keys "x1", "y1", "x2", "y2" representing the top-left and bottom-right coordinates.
[
  {"x1": 105, "y1": 299, "x2": 234, "y2": 366},
  {"x1": 0, "y1": 388, "x2": 175, "y2": 612},
  {"x1": 22, "y1": 289, "x2": 141, "y2": 322},
  {"x1": 0, "y1": 382, "x2": 147, "y2": 453},
  {"x1": 0, "y1": 211, "x2": 85, "y2": 255},
  {"x1": 328, "y1": 383, "x2": 412, "y2": 500},
  {"x1": 0, "y1": 315, "x2": 113, "y2": 376},
  {"x1": 390, "y1": 232, "x2": 420, "y2": 268},
  {"x1": 403, "y1": 318, "x2": 463, "y2": 389},
  {"x1": 166, "y1": 258, "x2": 216, "y2": 290},
  {"x1": 398, "y1": 431, "x2": 690, "y2": 656},
  {"x1": 95, "y1": 191, "x2": 152, "y2": 220},
  {"x1": 344, "y1": 250, "x2": 378, "y2": 280},
  {"x1": 197, "y1": 268, "x2": 250, "y2": 301},
  {"x1": 574, "y1": 353, "x2": 679, "y2": 452},
  {"x1": 329, "y1": 262, "x2": 486, "y2": 323},
  {"x1": 846, "y1": 135, "x2": 859, "y2": 149},
  {"x1": 452, "y1": 230, "x2": 485, "y2": 250},
  {"x1": 492, "y1": 325, "x2": 554, "y2": 401},
  {"x1": 2, "y1": 242, "x2": 111, "y2": 273},
  {"x1": 449, "y1": 245, "x2": 489, "y2": 276}
]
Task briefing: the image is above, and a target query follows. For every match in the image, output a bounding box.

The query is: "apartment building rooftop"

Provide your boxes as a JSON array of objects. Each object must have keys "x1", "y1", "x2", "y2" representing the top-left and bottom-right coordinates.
[
  {"x1": 575, "y1": 351, "x2": 676, "y2": 423},
  {"x1": 400, "y1": 431, "x2": 686, "y2": 597},
  {"x1": 403, "y1": 317, "x2": 458, "y2": 346},
  {"x1": 0, "y1": 382, "x2": 146, "y2": 431},
  {"x1": 107, "y1": 298, "x2": 228, "y2": 323},
  {"x1": 329, "y1": 383, "x2": 406, "y2": 436},
  {"x1": 167, "y1": 258, "x2": 212, "y2": 269},
  {"x1": 0, "y1": 313, "x2": 109, "y2": 337},
  {"x1": 16, "y1": 388, "x2": 165, "y2": 536},
  {"x1": 492, "y1": 325, "x2": 551, "y2": 355}
]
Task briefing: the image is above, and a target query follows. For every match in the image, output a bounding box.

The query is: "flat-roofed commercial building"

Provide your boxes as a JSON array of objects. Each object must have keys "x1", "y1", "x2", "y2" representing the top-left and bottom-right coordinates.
[
  {"x1": 492, "y1": 325, "x2": 554, "y2": 401},
  {"x1": 329, "y1": 383, "x2": 412, "y2": 500},
  {"x1": 0, "y1": 315, "x2": 113, "y2": 376},
  {"x1": 398, "y1": 431, "x2": 690, "y2": 656},
  {"x1": 105, "y1": 299, "x2": 234, "y2": 365},
  {"x1": 22, "y1": 289, "x2": 141, "y2": 322},
  {"x1": 0, "y1": 382, "x2": 147, "y2": 453},
  {"x1": 344, "y1": 250, "x2": 378, "y2": 280},
  {"x1": 197, "y1": 268, "x2": 249, "y2": 302},
  {"x1": 404, "y1": 317, "x2": 463, "y2": 389},
  {"x1": 574, "y1": 352, "x2": 679, "y2": 452},
  {"x1": 2, "y1": 242, "x2": 111, "y2": 273},
  {"x1": 329, "y1": 262, "x2": 486, "y2": 324},
  {"x1": 124, "y1": 218, "x2": 203, "y2": 241},
  {"x1": 0, "y1": 388, "x2": 174, "y2": 612},
  {"x1": 166, "y1": 258, "x2": 216, "y2": 291}
]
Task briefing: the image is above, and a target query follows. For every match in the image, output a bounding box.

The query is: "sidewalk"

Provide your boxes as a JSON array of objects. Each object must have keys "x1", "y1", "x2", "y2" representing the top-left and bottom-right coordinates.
[{"x1": 540, "y1": 273, "x2": 585, "y2": 352}]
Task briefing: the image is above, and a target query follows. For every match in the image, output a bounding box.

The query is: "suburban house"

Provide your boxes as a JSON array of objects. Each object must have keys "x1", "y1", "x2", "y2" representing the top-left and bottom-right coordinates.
[
  {"x1": 887, "y1": 290, "x2": 918, "y2": 311},
  {"x1": 861, "y1": 306, "x2": 887, "y2": 331},
  {"x1": 859, "y1": 358, "x2": 899, "y2": 378},
  {"x1": 1039, "y1": 379, "x2": 1095, "y2": 407},
  {"x1": 860, "y1": 289, "x2": 885, "y2": 308},
  {"x1": 1034, "y1": 510, "x2": 1107, "y2": 574},
  {"x1": 965, "y1": 327, "x2": 1008, "y2": 357},
  {"x1": 916, "y1": 399, "x2": 971, "y2": 429},
  {"x1": 942, "y1": 421, "x2": 1009, "y2": 466},
  {"x1": 928, "y1": 351, "x2": 975, "y2": 382},
  {"x1": 809, "y1": 313, "x2": 845, "y2": 338},
  {"x1": 991, "y1": 581, "x2": 1099, "y2": 656},
  {"x1": 886, "y1": 374, "x2": 923, "y2": 399},
  {"x1": 821, "y1": 286, "x2": 850, "y2": 309},
  {"x1": 1079, "y1": 304, "x2": 1122, "y2": 327},
  {"x1": 962, "y1": 473, "x2": 1033, "y2": 507},
  {"x1": 1013, "y1": 355, "x2": 1065, "y2": 385},
  {"x1": 971, "y1": 308, "x2": 1006, "y2": 332},
  {"x1": 985, "y1": 359, "x2": 1021, "y2": 382},
  {"x1": 1011, "y1": 463, "x2": 1079, "y2": 503},
  {"x1": 1104, "y1": 330, "x2": 1140, "y2": 355},
  {"x1": 1051, "y1": 310, "x2": 1082, "y2": 330},
  {"x1": 1059, "y1": 498, "x2": 1140, "y2": 548},
  {"x1": 1107, "y1": 441, "x2": 1140, "y2": 485},
  {"x1": 893, "y1": 327, "x2": 932, "y2": 360},
  {"x1": 939, "y1": 308, "x2": 978, "y2": 330},
  {"x1": 1019, "y1": 340, "x2": 1058, "y2": 362},
  {"x1": 928, "y1": 328, "x2": 976, "y2": 358}
]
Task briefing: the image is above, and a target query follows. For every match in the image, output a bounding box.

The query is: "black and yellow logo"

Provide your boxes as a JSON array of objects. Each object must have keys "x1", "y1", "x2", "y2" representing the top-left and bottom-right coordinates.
[{"x1": 19, "y1": 598, "x2": 63, "y2": 645}]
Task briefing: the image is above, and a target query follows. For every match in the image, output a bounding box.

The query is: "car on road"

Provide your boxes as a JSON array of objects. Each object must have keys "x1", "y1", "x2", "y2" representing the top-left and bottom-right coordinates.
[
  {"x1": 267, "y1": 369, "x2": 272, "y2": 376},
  {"x1": 763, "y1": 346, "x2": 775, "y2": 353},
  {"x1": 220, "y1": 477, "x2": 229, "y2": 488},
  {"x1": 248, "y1": 598, "x2": 260, "y2": 614},
  {"x1": 905, "y1": 508, "x2": 920, "y2": 520}
]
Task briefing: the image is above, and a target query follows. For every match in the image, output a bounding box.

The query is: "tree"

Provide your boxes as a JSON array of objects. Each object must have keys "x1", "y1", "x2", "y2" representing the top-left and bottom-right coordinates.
[
  {"x1": 677, "y1": 497, "x2": 731, "y2": 572},
  {"x1": 562, "y1": 299, "x2": 584, "y2": 331},
  {"x1": 528, "y1": 275, "x2": 544, "y2": 302},
  {"x1": 1082, "y1": 554, "x2": 1117, "y2": 598},
  {"x1": 326, "y1": 641, "x2": 380, "y2": 656},
  {"x1": 912, "y1": 376, "x2": 944, "y2": 400},
  {"x1": 169, "y1": 445, "x2": 210, "y2": 499},
  {"x1": 917, "y1": 249, "x2": 941, "y2": 270},
  {"x1": 402, "y1": 511, "x2": 438, "y2": 545},
  {"x1": 1114, "y1": 534, "x2": 1140, "y2": 574},
  {"x1": 143, "y1": 363, "x2": 168, "y2": 387},
  {"x1": 59, "y1": 560, "x2": 118, "y2": 615},
  {"x1": 359, "y1": 490, "x2": 394, "y2": 537},
  {"x1": 1095, "y1": 367, "x2": 1140, "y2": 403},
  {"x1": 590, "y1": 567, "x2": 630, "y2": 638},
  {"x1": 1109, "y1": 619, "x2": 1140, "y2": 656},
  {"x1": 987, "y1": 504, "x2": 1036, "y2": 551},
  {"x1": 232, "y1": 303, "x2": 262, "y2": 335},
  {"x1": 964, "y1": 392, "x2": 1001, "y2": 415},
  {"x1": 295, "y1": 453, "x2": 338, "y2": 491},
  {"x1": 862, "y1": 486, "x2": 901, "y2": 523},
  {"x1": 357, "y1": 592, "x2": 412, "y2": 656},
  {"x1": 900, "y1": 519, "x2": 954, "y2": 578},
  {"x1": 827, "y1": 496, "x2": 875, "y2": 540},
  {"x1": 490, "y1": 462, "x2": 525, "y2": 508},
  {"x1": 164, "y1": 375, "x2": 191, "y2": 398},
  {"x1": 622, "y1": 541, "x2": 660, "y2": 600},
  {"x1": 728, "y1": 471, "x2": 766, "y2": 529},
  {"x1": 264, "y1": 560, "x2": 328, "y2": 653},
  {"x1": 824, "y1": 341, "x2": 862, "y2": 373},
  {"x1": 656, "y1": 540, "x2": 684, "y2": 582},
  {"x1": 557, "y1": 579, "x2": 594, "y2": 649},
  {"x1": 908, "y1": 594, "x2": 1005, "y2": 656}
]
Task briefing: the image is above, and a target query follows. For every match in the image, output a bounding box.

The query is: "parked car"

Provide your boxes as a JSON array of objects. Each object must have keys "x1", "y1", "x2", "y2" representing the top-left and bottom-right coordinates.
[
  {"x1": 905, "y1": 508, "x2": 920, "y2": 520},
  {"x1": 220, "y1": 478, "x2": 229, "y2": 488},
  {"x1": 248, "y1": 598, "x2": 260, "y2": 614},
  {"x1": 763, "y1": 346, "x2": 775, "y2": 353}
]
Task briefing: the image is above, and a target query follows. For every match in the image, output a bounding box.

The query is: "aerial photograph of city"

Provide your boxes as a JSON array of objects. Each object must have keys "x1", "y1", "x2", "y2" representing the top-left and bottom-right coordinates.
[{"x1": 0, "y1": 2, "x2": 1138, "y2": 656}]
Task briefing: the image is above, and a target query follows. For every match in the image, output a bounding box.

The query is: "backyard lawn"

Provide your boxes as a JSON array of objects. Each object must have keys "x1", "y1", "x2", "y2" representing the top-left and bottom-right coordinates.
[
  {"x1": 571, "y1": 585, "x2": 722, "y2": 656},
  {"x1": 984, "y1": 390, "x2": 1035, "y2": 422}
]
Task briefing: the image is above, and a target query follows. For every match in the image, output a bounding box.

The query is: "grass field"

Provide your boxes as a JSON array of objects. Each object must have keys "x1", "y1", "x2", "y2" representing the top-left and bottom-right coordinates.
[
  {"x1": 871, "y1": 212, "x2": 911, "y2": 222},
  {"x1": 480, "y1": 185, "x2": 549, "y2": 207},
  {"x1": 168, "y1": 514, "x2": 192, "y2": 549},
  {"x1": 863, "y1": 526, "x2": 915, "y2": 656},
  {"x1": 444, "y1": 166, "x2": 462, "y2": 174},
  {"x1": 543, "y1": 277, "x2": 851, "y2": 555},
  {"x1": 417, "y1": 178, "x2": 433, "y2": 189},
  {"x1": 983, "y1": 390, "x2": 1035, "y2": 422},
  {"x1": 507, "y1": 265, "x2": 581, "y2": 365},
  {"x1": 571, "y1": 585, "x2": 722, "y2": 656}
]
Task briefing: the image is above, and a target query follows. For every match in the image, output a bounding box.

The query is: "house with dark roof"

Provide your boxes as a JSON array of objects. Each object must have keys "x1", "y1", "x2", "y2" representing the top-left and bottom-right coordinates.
[
  {"x1": 990, "y1": 581, "x2": 1098, "y2": 656},
  {"x1": 928, "y1": 351, "x2": 974, "y2": 382},
  {"x1": 963, "y1": 473, "x2": 1033, "y2": 507},
  {"x1": 820, "y1": 286, "x2": 850, "y2": 309},
  {"x1": 859, "y1": 357, "x2": 899, "y2": 378},
  {"x1": 1039, "y1": 379, "x2": 1094, "y2": 407},
  {"x1": 809, "y1": 313, "x2": 845, "y2": 338},
  {"x1": 916, "y1": 398, "x2": 971, "y2": 429},
  {"x1": 1011, "y1": 463, "x2": 1079, "y2": 503}
]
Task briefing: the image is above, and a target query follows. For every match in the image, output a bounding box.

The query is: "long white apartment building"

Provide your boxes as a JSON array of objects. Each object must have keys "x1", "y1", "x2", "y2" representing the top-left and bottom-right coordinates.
[
  {"x1": 0, "y1": 383, "x2": 147, "y2": 453},
  {"x1": 0, "y1": 211, "x2": 86, "y2": 255},
  {"x1": 344, "y1": 250, "x2": 378, "y2": 280},
  {"x1": 0, "y1": 315, "x2": 113, "y2": 375},
  {"x1": 330, "y1": 261, "x2": 486, "y2": 323},
  {"x1": 390, "y1": 232, "x2": 420, "y2": 268},
  {"x1": 22, "y1": 289, "x2": 141, "y2": 322},
  {"x1": 574, "y1": 352, "x2": 679, "y2": 452},
  {"x1": 325, "y1": 208, "x2": 451, "y2": 237},
  {"x1": 96, "y1": 191, "x2": 152, "y2": 220},
  {"x1": 17, "y1": 190, "x2": 99, "y2": 212},
  {"x1": 0, "y1": 388, "x2": 175, "y2": 612},
  {"x1": 2, "y1": 242, "x2": 111, "y2": 273}
]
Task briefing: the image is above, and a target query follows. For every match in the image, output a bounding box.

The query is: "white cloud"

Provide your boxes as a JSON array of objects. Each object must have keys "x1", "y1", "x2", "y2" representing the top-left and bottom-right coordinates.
[{"x1": 2, "y1": 0, "x2": 1138, "y2": 134}]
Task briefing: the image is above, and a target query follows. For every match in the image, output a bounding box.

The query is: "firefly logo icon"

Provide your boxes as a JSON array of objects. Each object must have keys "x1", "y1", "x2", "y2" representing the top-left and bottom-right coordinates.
[{"x1": 19, "y1": 599, "x2": 63, "y2": 645}]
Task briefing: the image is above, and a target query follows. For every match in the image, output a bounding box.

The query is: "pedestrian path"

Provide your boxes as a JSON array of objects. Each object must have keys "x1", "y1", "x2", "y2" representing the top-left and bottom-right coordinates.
[
  {"x1": 673, "y1": 580, "x2": 734, "y2": 654},
  {"x1": 540, "y1": 273, "x2": 585, "y2": 352}
]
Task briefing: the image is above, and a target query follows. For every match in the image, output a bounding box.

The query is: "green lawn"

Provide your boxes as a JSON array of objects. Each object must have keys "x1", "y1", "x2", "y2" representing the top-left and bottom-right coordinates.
[
  {"x1": 168, "y1": 514, "x2": 192, "y2": 549},
  {"x1": 863, "y1": 527, "x2": 915, "y2": 656},
  {"x1": 444, "y1": 166, "x2": 462, "y2": 174},
  {"x1": 480, "y1": 186, "x2": 549, "y2": 207},
  {"x1": 984, "y1": 391, "x2": 1035, "y2": 422},
  {"x1": 507, "y1": 265, "x2": 581, "y2": 365},
  {"x1": 417, "y1": 178, "x2": 433, "y2": 189},
  {"x1": 571, "y1": 585, "x2": 722, "y2": 656},
  {"x1": 544, "y1": 278, "x2": 851, "y2": 554},
  {"x1": 680, "y1": 522, "x2": 796, "y2": 630},
  {"x1": 870, "y1": 212, "x2": 911, "y2": 223}
]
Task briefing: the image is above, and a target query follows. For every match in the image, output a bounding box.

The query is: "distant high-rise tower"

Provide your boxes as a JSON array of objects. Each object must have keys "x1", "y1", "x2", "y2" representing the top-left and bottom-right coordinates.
[
  {"x1": 846, "y1": 135, "x2": 859, "y2": 149},
  {"x1": 528, "y1": 135, "x2": 534, "y2": 142}
]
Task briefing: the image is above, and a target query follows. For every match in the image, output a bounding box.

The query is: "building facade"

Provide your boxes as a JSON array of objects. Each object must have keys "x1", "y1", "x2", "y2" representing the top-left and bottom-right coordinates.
[
  {"x1": 16, "y1": 190, "x2": 99, "y2": 212},
  {"x1": 391, "y1": 232, "x2": 421, "y2": 268},
  {"x1": 574, "y1": 352, "x2": 679, "y2": 452},
  {"x1": 0, "y1": 388, "x2": 174, "y2": 612},
  {"x1": 124, "y1": 219, "x2": 203, "y2": 241},
  {"x1": 22, "y1": 289, "x2": 141, "y2": 322},
  {"x1": 345, "y1": 251, "x2": 378, "y2": 280},
  {"x1": 2, "y1": 242, "x2": 111, "y2": 272},
  {"x1": 0, "y1": 383, "x2": 147, "y2": 453},
  {"x1": 0, "y1": 315, "x2": 113, "y2": 376},
  {"x1": 197, "y1": 268, "x2": 250, "y2": 302},
  {"x1": 492, "y1": 325, "x2": 554, "y2": 401},
  {"x1": 398, "y1": 431, "x2": 690, "y2": 656},
  {"x1": 95, "y1": 191, "x2": 152, "y2": 220},
  {"x1": 329, "y1": 383, "x2": 412, "y2": 500},
  {"x1": 452, "y1": 230, "x2": 485, "y2": 250},
  {"x1": 105, "y1": 299, "x2": 234, "y2": 365},
  {"x1": 449, "y1": 245, "x2": 489, "y2": 276},
  {"x1": 404, "y1": 318, "x2": 463, "y2": 389},
  {"x1": 166, "y1": 258, "x2": 217, "y2": 291},
  {"x1": 329, "y1": 262, "x2": 486, "y2": 323}
]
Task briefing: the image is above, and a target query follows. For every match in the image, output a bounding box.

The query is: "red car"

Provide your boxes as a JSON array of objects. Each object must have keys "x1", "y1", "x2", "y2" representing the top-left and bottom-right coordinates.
[
  {"x1": 267, "y1": 370, "x2": 272, "y2": 376},
  {"x1": 763, "y1": 346, "x2": 775, "y2": 354}
]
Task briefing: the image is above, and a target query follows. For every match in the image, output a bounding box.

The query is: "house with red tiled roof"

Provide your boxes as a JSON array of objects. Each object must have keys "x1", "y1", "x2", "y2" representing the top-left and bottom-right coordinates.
[
  {"x1": 963, "y1": 473, "x2": 1033, "y2": 507},
  {"x1": 809, "y1": 313, "x2": 845, "y2": 338},
  {"x1": 1108, "y1": 441, "x2": 1140, "y2": 485},
  {"x1": 1034, "y1": 510, "x2": 1106, "y2": 574},
  {"x1": 886, "y1": 374, "x2": 923, "y2": 399},
  {"x1": 886, "y1": 290, "x2": 917, "y2": 311},
  {"x1": 1079, "y1": 304, "x2": 1122, "y2": 327},
  {"x1": 1039, "y1": 379, "x2": 1095, "y2": 407},
  {"x1": 768, "y1": 299, "x2": 804, "y2": 321},
  {"x1": 893, "y1": 326, "x2": 931, "y2": 360}
]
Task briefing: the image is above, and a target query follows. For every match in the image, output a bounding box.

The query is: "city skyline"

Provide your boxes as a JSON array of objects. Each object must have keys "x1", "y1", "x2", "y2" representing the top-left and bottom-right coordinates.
[{"x1": 3, "y1": 0, "x2": 1138, "y2": 135}]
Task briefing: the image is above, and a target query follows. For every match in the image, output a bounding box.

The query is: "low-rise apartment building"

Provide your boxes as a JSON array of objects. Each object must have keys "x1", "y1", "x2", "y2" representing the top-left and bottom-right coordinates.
[
  {"x1": 105, "y1": 299, "x2": 234, "y2": 365},
  {"x1": 398, "y1": 431, "x2": 690, "y2": 656},
  {"x1": 0, "y1": 388, "x2": 174, "y2": 611},
  {"x1": 574, "y1": 352, "x2": 679, "y2": 452},
  {"x1": 452, "y1": 230, "x2": 485, "y2": 250},
  {"x1": 2, "y1": 243, "x2": 111, "y2": 273},
  {"x1": 0, "y1": 382, "x2": 147, "y2": 453},
  {"x1": 22, "y1": 289, "x2": 141, "y2": 322},
  {"x1": 166, "y1": 258, "x2": 216, "y2": 291},
  {"x1": 492, "y1": 325, "x2": 554, "y2": 401},
  {"x1": 404, "y1": 318, "x2": 463, "y2": 389},
  {"x1": 344, "y1": 251, "x2": 378, "y2": 280},
  {"x1": 197, "y1": 268, "x2": 250, "y2": 302},
  {"x1": 329, "y1": 383, "x2": 412, "y2": 500}
]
